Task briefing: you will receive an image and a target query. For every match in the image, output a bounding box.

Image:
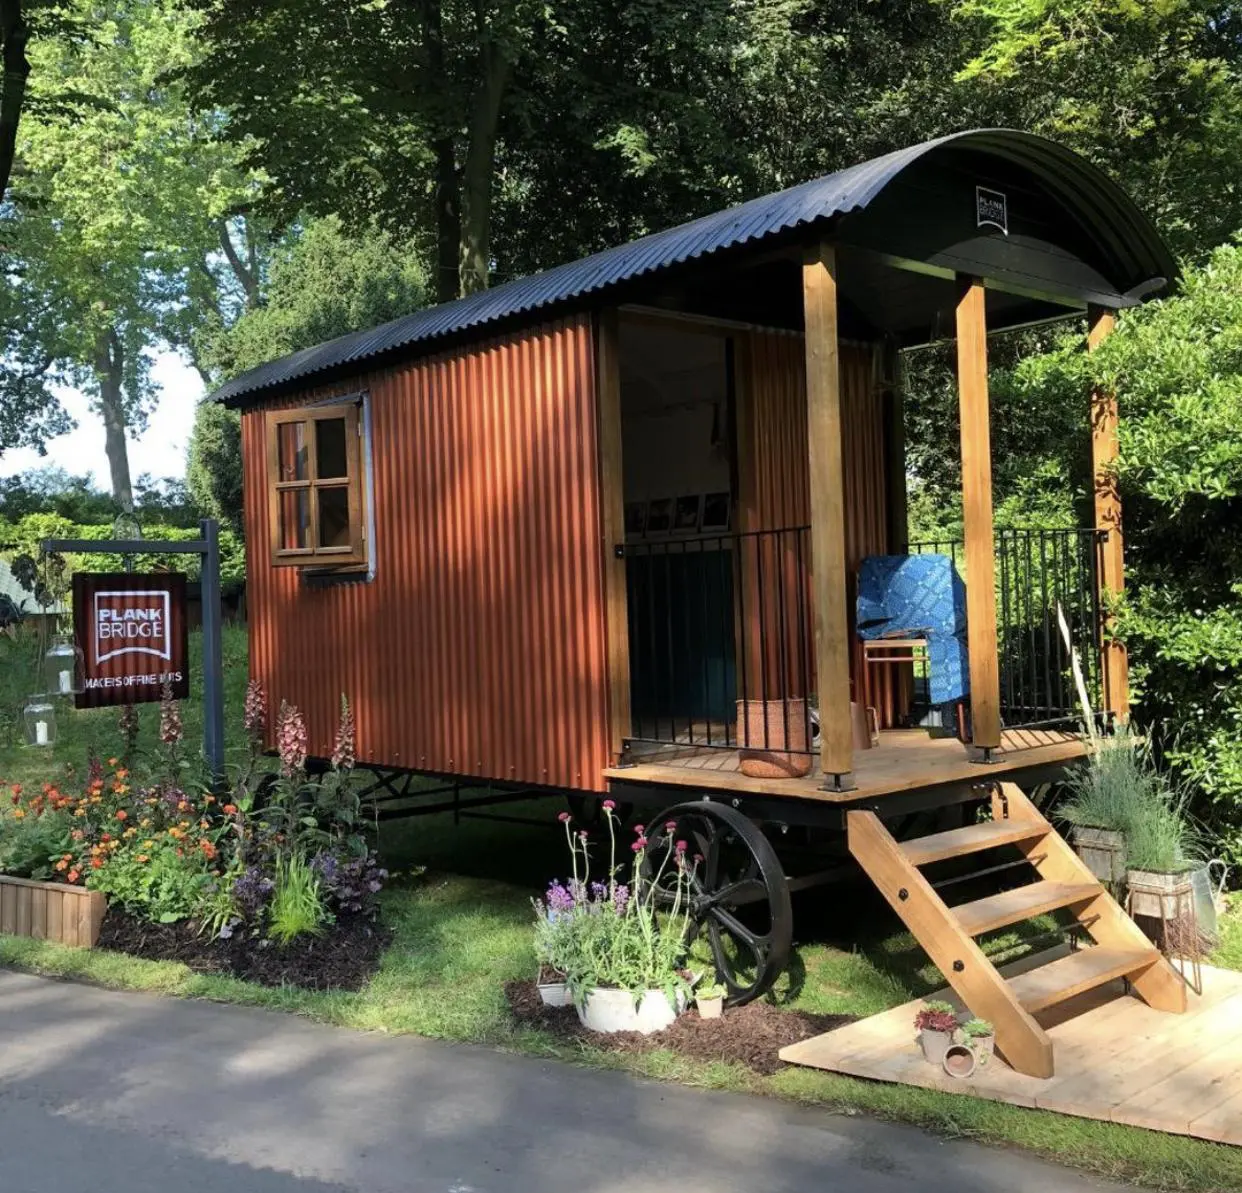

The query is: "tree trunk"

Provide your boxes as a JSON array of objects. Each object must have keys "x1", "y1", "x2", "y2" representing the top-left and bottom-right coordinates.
[
  {"x1": 218, "y1": 217, "x2": 260, "y2": 307},
  {"x1": 434, "y1": 136, "x2": 462, "y2": 303},
  {"x1": 458, "y1": 40, "x2": 510, "y2": 295},
  {"x1": 0, "y1": 0, "x2": 31, "y2": 202},
  {"x1": 94, "y1": 327, "x2": 134, "y2": 514}
]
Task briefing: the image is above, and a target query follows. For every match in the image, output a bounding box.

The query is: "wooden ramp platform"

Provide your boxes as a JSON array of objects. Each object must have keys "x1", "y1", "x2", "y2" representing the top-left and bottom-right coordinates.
[{"x1": 780, "y1": 955, "x2": 1242, "y2": 1145}]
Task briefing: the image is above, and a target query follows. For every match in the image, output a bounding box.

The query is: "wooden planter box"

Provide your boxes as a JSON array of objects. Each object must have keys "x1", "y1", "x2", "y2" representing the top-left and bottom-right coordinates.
[{"x1": 0, "y1": 875, "x2": 106, "y2": 948}]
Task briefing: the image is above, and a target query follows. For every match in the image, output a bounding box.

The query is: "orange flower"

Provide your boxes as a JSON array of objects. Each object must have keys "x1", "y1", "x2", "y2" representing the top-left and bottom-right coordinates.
[
  {"x1": 12, "y1": 808, "x2": 24, "y2": 820},
  {"x1": 74, "y1": 808, "x2": 86, "y2": 818},
  {"x1": 67, "y1": 869, "x2": 79, "y2": 883},
  {"x1": 114, "y1": 809, "x2": 128, "y2": 822},
  {"x1": 90, "y1": 858, "x2": 103, "y2": 869},
  {"x1": 54, "y1": 859, "x2": 68, "y2": 872},
  {"x1": 222, "y1": 804, "x2": 237, "y2": 815},
  {"x1": 107, "y1": 757, "x2": 118, "y2": 766},
  {"x1": 115, "y1": 768, "x2": 129, "y2": 780},
  {"x1": 136, "y1": 855, "x2": 150, "y2": 864}
]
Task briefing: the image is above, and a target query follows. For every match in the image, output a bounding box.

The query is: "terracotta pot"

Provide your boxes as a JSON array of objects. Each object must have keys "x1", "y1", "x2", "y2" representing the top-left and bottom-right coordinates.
[
  {"x1": 737, "y1": 699, "x2": 812, "y2": 779},
  {"x1": 850, "y1": 702, "x2": 879, "y2": 750},
  {"x1": 943, "y1": 1043, "x2": 978, "y2": 1079},
  {"x1": 918, "y1": 1027, "x2": 953, "y2": 1066}
]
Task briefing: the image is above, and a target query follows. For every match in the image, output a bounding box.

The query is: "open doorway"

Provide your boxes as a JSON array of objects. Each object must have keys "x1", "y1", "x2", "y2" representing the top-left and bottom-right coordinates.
[{"x1": 618, "y1": 318, "x2": 736, "y2": 743}]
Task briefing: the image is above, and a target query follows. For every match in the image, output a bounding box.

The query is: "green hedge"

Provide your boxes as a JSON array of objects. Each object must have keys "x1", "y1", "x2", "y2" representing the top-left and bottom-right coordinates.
[{"x1": 0, "y1": 514, "x2": 246, "y2": 587}]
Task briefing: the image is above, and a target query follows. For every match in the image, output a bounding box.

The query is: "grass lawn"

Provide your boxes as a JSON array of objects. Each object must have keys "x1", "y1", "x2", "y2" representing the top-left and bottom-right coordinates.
[{"x1": 2, "y1": 627, "x2": 1241, "y2": 1191}]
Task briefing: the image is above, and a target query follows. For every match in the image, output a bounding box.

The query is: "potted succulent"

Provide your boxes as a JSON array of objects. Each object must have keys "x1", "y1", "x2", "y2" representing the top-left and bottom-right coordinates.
[
  {"x1": 958, "y1": 1017, "x2": 995, "y2": 1062},
  {"x1": 913, "y1": 999, "x2": 957, "y2": 1066},
  {"x1": 537, "y1": 804, "x2": 695, "y2": 1034},
  {"x1": 695, "y1": 979, "x2": 726, "y2": 1020}
]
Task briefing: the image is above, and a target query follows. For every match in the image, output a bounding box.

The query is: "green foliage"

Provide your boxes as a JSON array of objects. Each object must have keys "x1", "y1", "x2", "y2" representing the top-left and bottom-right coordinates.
[
  {"x1": 1059, "y1": 727, "x2": 1159, "y2": 833},
  {"x1": 0, "y1": 513, "x2": 245, "y2": 584},
  {"x1": 268, "y1": 851, "x2": 328, "y2": 944},
  {"x1": 195, "y1": 215, "x2": 428, "y2": 383},
  {"x1": 89, "y1": 833, "x2": 213, "y2": 924},
  {"x1": 185, "y1": 402, "x2": 243, "y2": 534}
]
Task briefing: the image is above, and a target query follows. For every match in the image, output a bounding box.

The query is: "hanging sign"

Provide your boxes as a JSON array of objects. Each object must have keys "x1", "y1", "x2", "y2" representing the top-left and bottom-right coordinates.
[
  {"x1": 72, "y1": 573, "x2": 189, "y2": 708},
  {"x1": 976, "y1": 186, "x2": 1008, "y2": 235}
]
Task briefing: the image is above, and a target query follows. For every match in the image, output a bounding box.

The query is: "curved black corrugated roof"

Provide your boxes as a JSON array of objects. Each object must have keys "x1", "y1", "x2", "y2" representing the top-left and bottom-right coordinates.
[{"x1": 212, "y1": 128, "x2": 1176, "y2": 406}]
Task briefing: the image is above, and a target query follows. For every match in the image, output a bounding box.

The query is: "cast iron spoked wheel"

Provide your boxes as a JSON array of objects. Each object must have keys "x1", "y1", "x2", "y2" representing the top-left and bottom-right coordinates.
[{"x1": 641, "y1": 802, "x2": 792, "y2": 1006}]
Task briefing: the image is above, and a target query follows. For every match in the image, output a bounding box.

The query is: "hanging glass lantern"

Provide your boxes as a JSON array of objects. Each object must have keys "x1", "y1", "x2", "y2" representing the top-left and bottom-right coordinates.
[
  {"x1": 43, "y1": 633, "x2": 84, "y2": 697},
  {"x1": 23, "y1": 698, "x2": 57, "y2": 748}
]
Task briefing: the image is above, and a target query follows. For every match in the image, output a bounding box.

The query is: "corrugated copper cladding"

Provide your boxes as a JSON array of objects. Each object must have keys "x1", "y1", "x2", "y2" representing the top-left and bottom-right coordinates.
[{"x1": 241, "y1": 314, "x2": 612, "y2": 792}]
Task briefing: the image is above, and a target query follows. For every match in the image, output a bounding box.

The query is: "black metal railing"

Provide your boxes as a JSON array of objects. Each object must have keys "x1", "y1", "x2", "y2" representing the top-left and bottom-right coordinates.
[
  {"x1": 909, "y1": 528, "x2": 1108, "y2": 731},
  {"x1": 622, "y1": 525, "x2": 815, "y2": 755}
]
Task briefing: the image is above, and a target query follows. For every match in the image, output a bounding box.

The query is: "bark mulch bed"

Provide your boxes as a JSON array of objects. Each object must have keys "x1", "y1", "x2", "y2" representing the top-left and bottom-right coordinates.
[
  {"x1": 98, "y1": 908, "x2": 391, "y2": 992},
  {"x1": 505, "y1": 980, "x2": 855, "y2": 1076}
]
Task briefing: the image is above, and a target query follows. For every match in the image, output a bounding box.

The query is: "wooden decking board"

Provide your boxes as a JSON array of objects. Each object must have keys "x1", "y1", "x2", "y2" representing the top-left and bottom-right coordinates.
[
  {"x1": 1007, "y1": 946, "x2": 1158, "y2": 1014},
  {"x1": 606, "y1": 728, "x2": 1089, "y2": 804},
  {"x1": 780, "y1": 958, "x2": 1242, "y2": 1146},
  {"x1": 900, "y1": 820, "x2": 1047, "y2": 866},
  {"x1": 952, "y1": 881, "x2": 1100, "y2": 936}
]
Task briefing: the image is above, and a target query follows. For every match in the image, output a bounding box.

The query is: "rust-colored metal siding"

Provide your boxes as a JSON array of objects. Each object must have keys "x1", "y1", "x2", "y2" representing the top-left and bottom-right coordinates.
[
  {"x1": 241, "y1": 315, "x2": 613, "y2": 792},
  {"x1": 735, "y1": 331, "x2": 890, "y2": 703}
]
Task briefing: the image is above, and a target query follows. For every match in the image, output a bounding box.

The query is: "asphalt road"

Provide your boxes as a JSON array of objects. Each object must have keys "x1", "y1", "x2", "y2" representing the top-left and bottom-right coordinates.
[{"x1": 0, "y1": 969, "x2": 1139, "y2": 1193}]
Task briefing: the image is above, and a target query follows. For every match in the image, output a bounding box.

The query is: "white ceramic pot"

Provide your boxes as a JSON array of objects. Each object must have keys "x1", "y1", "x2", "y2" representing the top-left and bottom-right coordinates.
[
  {"x1": 577, "y1": 986, "x2": 682, "y2": 1034},
  {"x1": 696, "y1": 995, "x2": 724, "y2": 1020},
  {"x1": 537, "y1": 981, "x2": 570, "y2": 1007},
  {"x1": 919, "y1": 1027, "x2": 953, "y2": 1066}
]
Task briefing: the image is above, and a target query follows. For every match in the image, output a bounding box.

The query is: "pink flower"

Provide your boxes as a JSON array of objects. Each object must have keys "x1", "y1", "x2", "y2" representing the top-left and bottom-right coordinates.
[
  {"x1": 558, "y1": 811, "x2": 571, "y2": 823},
  {"x1": 633, "y1": 824, "x2": 645, "y2": 835},
  {"x1": 243, "y1": 679, "x2": 267, "y2": 742},
  {"x1": 331, "y1": 694, "x2": 356, "y2": 771},
  {"x1": 675, "y1": 839, "x2": 687, "y2": 854},
  {"x1": 665, "y1": 819, "x2": 677, "y2": 832},
  {"x1": 159, "y1": 681, "x2": 183, "y2": 745},
  {"x1": 602, "y1": 799, "x2": 616, "y2": 811},
  {"x1": 630, "y1": 841, "x2": 643, "y2": 853},
  {"x1": 275, "y1": 700, "x2": 308, "y2": 778}
]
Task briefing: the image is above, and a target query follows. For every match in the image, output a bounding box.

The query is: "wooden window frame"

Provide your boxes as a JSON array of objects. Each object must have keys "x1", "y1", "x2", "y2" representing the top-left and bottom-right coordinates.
[{"x1": 265, "y1": 400, "x2": 369, "y2": 568}]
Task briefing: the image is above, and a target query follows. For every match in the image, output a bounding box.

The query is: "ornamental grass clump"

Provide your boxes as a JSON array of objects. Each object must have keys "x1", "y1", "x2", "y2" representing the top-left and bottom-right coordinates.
[{"x1": 533, "y1": 801, "x2": 697, "y2": 1007}]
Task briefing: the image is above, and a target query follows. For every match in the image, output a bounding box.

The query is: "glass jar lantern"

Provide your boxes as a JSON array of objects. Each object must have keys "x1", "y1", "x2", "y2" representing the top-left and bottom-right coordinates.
[
  {"x1": 23, "y1": 697, "x2": 57, "y2": 748},
  {"x1": 43, "y1": 634, "x2": 84, "y2": 697}
]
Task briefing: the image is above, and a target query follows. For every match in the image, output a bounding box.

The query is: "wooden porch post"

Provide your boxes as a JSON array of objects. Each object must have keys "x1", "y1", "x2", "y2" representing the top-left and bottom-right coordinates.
[
  {"x1": 803, "y1": 241, "x2": 854, "y2": 789},
  {"x1": 955, "y1": 275, "x2": 1002, "y2": 756},
  {"x1": 596, "y1": 308, "x2": 632, "y2": 763},
  {"x1": 1088, "y1": 305, "x2": 1129, "y2": 722}
]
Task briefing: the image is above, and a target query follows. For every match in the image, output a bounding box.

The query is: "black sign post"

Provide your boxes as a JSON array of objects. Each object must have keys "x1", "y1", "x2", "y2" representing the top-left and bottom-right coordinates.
[{"x1": 42, "y1": 518, "x2": 225, "y2": 782}]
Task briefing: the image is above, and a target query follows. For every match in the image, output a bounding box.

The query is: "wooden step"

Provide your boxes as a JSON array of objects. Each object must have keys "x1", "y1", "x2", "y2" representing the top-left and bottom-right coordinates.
[
  {"x1": 954, "y1": 880, "x2": 1100, "y2": 936},
  {"x1": 901, "y1": 819, "x2": 1047, "y2": 867},
  {"x1": 1008, "y1": 945, "x2": 1162, "y2": 1014}
]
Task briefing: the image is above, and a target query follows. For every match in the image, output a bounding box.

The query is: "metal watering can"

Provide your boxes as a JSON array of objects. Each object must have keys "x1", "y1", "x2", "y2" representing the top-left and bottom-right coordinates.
[{"x1": 1190, "y1": 860, "x2": 1230, "y2": 945}]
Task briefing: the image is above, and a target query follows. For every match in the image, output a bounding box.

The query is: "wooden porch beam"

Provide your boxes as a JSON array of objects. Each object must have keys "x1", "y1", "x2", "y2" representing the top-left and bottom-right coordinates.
[
  {"x1": 803, "y1": 241, "x2": 854, "y2": 789},
  {"x1": 1088, "y1": 305, "x2": 1129, "y2": 722},
  {"x1": 596, "y1": 308, "x2": 632, "y2": 763},
  {"x1": 955, "y1": 276, "x2": 1002, "y2": 754}
]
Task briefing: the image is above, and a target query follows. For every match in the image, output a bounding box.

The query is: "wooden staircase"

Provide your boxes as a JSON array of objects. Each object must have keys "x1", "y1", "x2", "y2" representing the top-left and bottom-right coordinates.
[{"x1": 847, "y1": 781, "x2": 1186, "y2": 1078}]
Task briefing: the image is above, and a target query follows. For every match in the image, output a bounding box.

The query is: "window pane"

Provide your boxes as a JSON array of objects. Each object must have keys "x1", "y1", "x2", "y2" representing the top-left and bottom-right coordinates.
[
  {"x1": 315, "y1": 417, "x2": 349, "y2": 479},
  {"x1": 277, "y1": 422, "x2": 309, "y2": 481},
  {"x1": 279, "y1": 489, "x2": 311, "y2": 550},
  {"x1": 318, "y1": 486, "x2": 351, "y2": 548}
]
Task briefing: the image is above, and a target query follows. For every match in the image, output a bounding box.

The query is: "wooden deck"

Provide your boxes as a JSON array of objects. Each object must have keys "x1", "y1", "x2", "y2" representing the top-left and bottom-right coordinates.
[
  {"x1": 605, "y1": 729, "x2": 1089, "y2": 804},
  {"x1": 780, "y1": 951, "x2": 1242, "y2": 1145}
]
